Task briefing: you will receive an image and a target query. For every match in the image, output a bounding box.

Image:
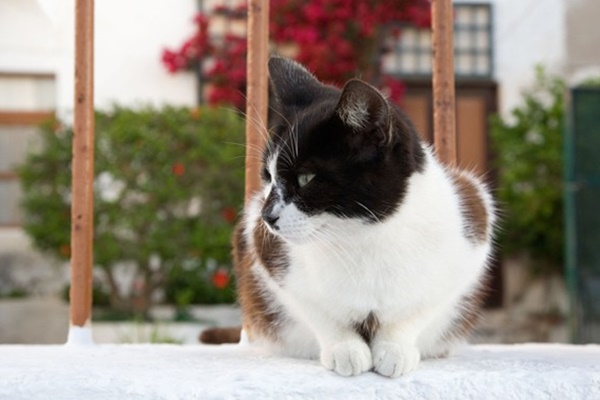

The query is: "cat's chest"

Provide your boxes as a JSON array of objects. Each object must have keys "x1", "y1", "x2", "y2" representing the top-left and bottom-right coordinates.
[{"x1": 283, "y1": 236, "x2": 430, "y2": 313}]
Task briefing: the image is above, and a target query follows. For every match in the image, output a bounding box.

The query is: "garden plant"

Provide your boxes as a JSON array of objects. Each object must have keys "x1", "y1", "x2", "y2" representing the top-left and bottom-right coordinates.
[{"x1": 19, "y1": 106, "x2": 245, "y2": 318}]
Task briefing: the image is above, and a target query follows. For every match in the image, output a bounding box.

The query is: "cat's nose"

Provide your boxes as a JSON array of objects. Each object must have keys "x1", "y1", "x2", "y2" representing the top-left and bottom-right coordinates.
[{"x1": 262, "y1": 212, "x2": 280, "y2": 230}]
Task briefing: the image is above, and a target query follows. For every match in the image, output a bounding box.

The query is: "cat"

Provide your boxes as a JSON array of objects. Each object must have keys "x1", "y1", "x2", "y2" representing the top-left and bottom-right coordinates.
[{"x1": 204, "y1": 56, "x2": 495, "y2": 378}]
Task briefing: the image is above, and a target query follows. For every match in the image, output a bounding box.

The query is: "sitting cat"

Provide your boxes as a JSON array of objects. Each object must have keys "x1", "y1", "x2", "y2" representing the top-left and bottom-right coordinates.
[{"x1": 222, "y1": 56, "x2": 494, "y2": 378}]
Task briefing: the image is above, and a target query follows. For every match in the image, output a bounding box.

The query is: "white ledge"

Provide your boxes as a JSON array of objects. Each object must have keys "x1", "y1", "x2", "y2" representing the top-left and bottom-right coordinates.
[{"x1": 0, "y1": 343, "x2": 599, "y2": 399}]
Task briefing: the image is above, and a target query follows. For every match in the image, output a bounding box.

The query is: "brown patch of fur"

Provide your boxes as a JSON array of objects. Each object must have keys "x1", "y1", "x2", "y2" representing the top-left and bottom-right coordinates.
[
  {"x1": 354, "y1": 312, "x2": 380, "y2": 344},
  {"x1": 444, "y1": 273, "x2": 492, "y2": 341},
  {"x1": 232, "y1": 217, "x2": 288, "y2": 342},
  {"x1": 253, "y1": 220, "x2": 287, "y2": 277},
  {"x1": 199, "y1": 327, "x2": 241, "y2": 344},
  {"x1": 452, "y1": 172, "x2": 489, "y2": 243}
]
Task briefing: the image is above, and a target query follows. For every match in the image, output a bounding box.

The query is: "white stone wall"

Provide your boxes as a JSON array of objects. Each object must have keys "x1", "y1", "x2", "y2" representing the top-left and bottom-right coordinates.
[{"x1": 0, "y1": 0, "x2": 198, "y2": 121}]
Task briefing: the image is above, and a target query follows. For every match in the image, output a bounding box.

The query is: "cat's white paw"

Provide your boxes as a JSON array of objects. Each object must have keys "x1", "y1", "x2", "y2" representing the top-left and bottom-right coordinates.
[
  {"x1": 321, "y1": 339, "x2": 373, "y2": 377},
  {"x1": 372, "y1": 342, "x2": 420, "y2": 378}
]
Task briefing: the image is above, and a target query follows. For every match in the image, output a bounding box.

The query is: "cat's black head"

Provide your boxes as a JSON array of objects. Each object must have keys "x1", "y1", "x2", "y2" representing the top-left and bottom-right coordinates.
[{"x1": 261, "y1": 56, "x2": 425, "y2": 243}]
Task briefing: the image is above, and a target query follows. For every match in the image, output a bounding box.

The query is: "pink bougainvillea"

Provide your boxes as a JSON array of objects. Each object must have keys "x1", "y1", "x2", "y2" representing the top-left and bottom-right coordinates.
[{"x1": 162, "y1": 0, "x2": 431, "y2": 109}]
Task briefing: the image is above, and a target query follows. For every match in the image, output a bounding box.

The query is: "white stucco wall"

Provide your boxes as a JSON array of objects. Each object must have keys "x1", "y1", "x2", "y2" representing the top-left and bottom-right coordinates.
[
  {"x1": 0, "y1": 0, "x2": 198, "y2": 121},
  {"x1": 564, "y1": 0, "x2": 600, "y2": 85},
  {"x1": 459, "y1": 0, "x2": 566, "y2": 117},
  {"x1": 93, "y1": 0, "x2": 197, "y2": 111}
]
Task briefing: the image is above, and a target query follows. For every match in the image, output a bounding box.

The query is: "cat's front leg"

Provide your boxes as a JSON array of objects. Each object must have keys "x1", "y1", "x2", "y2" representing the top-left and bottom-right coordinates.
[
  {"x1": 319, "y1": 333, "x2": 373, "y2": 377},
  {"x1": 371, "y1": 324, "x2": 421, "y2": 378},
  {"x1": 306, "y1": 312, "x2": 372, "y2": 376},
  {"x1": 292, "y1": 297, "x2": 373, "y2": 376}
]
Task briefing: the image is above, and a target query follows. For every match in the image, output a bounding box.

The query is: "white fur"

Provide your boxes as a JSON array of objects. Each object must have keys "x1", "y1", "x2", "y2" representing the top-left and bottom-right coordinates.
[{"x1": 244, "y1": 148, "x2": 494, "y2": 377}]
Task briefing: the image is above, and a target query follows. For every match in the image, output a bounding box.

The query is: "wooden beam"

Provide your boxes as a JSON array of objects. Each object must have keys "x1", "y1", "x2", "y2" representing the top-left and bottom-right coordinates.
[
  {"x1": 0, "y1": 111, "x2": 54, "y2": 125},
  {"x1": 244, "y1": 0, "x2": 269, "y2": 203},
  {"x1": 0, "y1": 172, "x2": 18, "y2": 180},
  {"x1": 431, "y1": 0, "x2": 457, "y2": 167},
  {"x1": 70, "y1": 0, "x2": 95, "y2": 328}
]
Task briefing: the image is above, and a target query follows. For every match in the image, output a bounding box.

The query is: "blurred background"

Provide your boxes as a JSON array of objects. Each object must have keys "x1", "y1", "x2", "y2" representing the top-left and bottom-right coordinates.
[{"x1": 0, "y1": 0, "x2": 598, "y2": 345}]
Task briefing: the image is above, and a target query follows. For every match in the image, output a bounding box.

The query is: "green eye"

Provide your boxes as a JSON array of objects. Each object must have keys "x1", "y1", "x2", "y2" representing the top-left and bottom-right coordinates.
[{"x1": 298, "y1": 173, "x2": 315, "y2": 188}]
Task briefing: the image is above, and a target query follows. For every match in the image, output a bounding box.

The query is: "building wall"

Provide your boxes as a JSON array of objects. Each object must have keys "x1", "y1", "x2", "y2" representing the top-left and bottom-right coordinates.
[
  {"x1": 459, "y1": 0, "x2": 566, "y2": 117},
  {"x1": 565, "y1": 0, "x2": 600, "y2": 83},
  {"x1": 0, "y1": 0, "x2": 571, "y2": 119},
  {"x1": 0, "y1": 0, "x2": 198, "y2": 121}
]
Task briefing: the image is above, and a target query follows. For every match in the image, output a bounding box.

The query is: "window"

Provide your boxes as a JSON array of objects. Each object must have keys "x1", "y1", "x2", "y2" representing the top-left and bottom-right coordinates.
[
  {"x1": 0, "y1": 74, "x2": 55, "y2": 226},
  {"x1": 383, "y1": 3, "x2": 493, "y2": 79}
]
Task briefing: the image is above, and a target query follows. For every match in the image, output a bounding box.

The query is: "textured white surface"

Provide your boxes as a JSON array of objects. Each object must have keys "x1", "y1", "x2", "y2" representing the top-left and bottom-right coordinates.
[
  {"x1": 66, "y1": 325, "x2": 93, "y2": 346},
  {"x1": 0, "y1": 344, "x2": 598, "y2": 399}
]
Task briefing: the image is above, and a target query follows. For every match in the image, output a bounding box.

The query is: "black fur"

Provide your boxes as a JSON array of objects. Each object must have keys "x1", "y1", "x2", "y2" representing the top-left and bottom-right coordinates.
[{"x1": 265, "y1": 57, "x2": 426, "y2": 222}]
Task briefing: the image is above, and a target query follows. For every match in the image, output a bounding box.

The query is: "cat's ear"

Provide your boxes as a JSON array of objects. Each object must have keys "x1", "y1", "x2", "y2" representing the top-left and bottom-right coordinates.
[
  {"x1": 335, "y1": 79, "x2": 392, "y2": 159},
  {"x1": 268, "y1": 56, "x2": 323, "y2": 108}
]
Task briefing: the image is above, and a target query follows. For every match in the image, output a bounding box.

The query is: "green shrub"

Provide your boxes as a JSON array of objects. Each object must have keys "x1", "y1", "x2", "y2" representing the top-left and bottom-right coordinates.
[
  {"x1": 490, "y1": 67, "x2": 565, "y2": 275},
  {"x1": 19, "y1": 106, "x2": 245, "y2": 316}
]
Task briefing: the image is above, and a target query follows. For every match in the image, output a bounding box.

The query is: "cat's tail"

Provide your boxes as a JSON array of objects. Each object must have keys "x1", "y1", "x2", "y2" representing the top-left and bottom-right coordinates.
[{"x1": 199, "y1": 327, "x2": 242, "y2": 344}]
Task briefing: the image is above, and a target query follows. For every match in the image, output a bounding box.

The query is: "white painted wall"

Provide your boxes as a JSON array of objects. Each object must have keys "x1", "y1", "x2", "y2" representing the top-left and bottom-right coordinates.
[
  {"x1": 564, "y1": 0, "x2": 600, "y2": 85},
  {"x1": 93, "y1": 0, "x2": 197, "y2": 111},
  {"x1": 0, "y1": 0, "x2": 198, "y2": 121},
  {"x1": 459, "y1": 0, "x2": 566, "y2": 117}
]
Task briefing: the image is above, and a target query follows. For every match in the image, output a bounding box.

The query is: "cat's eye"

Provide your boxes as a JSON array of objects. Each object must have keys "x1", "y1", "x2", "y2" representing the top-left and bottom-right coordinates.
[{"x1": 298, "y1": 173, "x2": 315, "y2": 188}]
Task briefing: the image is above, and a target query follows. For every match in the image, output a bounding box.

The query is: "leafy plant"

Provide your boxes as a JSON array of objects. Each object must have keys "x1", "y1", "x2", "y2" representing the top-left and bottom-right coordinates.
[
  {"x1": 490, "y1": 66, "x2": 565, "y2": 275},
  {"x1": 19, "y1": 106, "x2": 245, "y2": 316},
  {"x1": 162, "y1": 0, "x2": 431, "y2": 108},
  {"x1": 580, "y1": 77, "x2": 600, "y2": 87}
]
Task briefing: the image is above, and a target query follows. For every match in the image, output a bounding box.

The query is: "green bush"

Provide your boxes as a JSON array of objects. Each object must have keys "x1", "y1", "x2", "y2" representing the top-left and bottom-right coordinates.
[
  {"x1": 490, "y1": 67, "x2": 565, "y2": 275},
  {"x1": 19, "y1": 106, "x2": 245, "y2": 316}
]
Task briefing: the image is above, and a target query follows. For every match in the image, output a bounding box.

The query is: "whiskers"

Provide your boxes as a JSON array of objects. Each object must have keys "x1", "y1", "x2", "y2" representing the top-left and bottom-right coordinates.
[
  {"x1": 354, "y1": 201, "x2": 381, "y2": 223},
  {"x1": 226, "y1": 95, "x2": 300, "y2": 172}
]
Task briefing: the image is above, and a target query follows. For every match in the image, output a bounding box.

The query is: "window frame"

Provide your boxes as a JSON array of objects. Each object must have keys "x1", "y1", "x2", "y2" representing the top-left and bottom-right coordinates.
[
  {"x1": 0, "y1": 72, "x2": 56, "y2": 227},
  {"x1": 384, "y1": 2, "x2": 494, "y2": 81}
]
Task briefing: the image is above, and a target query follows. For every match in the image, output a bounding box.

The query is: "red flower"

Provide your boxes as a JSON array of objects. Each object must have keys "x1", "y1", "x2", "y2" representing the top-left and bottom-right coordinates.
[
  {"x1": 221, "y1": 206, "x2": 237, "y2": 223},
  {"x1": 162, "y1": 0, "x2": 431, "y2": 108},
  {"x1": 212, "y1": 269, "x2": 230, "y2": 289},
  {"x1": 172, "y1": 162, "x2": 185, "y2": 176},
  {"x1": 381, "y1": 76, "x2": 406, "y2": 105}
]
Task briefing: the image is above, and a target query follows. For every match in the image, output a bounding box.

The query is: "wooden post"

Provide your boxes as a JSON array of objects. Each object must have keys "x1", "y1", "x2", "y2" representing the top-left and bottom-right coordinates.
[
  {"x1": 70, "y1": 0, "x2": 95, "y2": 329},
  {"x1": 431, "y1": 0, "x2": 457, "y2": 167},
  {"x1": 244, "y1": 0, "x2": 269, "y2": 203}
]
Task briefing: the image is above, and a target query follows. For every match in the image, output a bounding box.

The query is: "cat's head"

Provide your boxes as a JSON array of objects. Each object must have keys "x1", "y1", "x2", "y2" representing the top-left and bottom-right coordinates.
[{"x1": 260, "y1": 56, "x2": 425, "y2": 244}]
